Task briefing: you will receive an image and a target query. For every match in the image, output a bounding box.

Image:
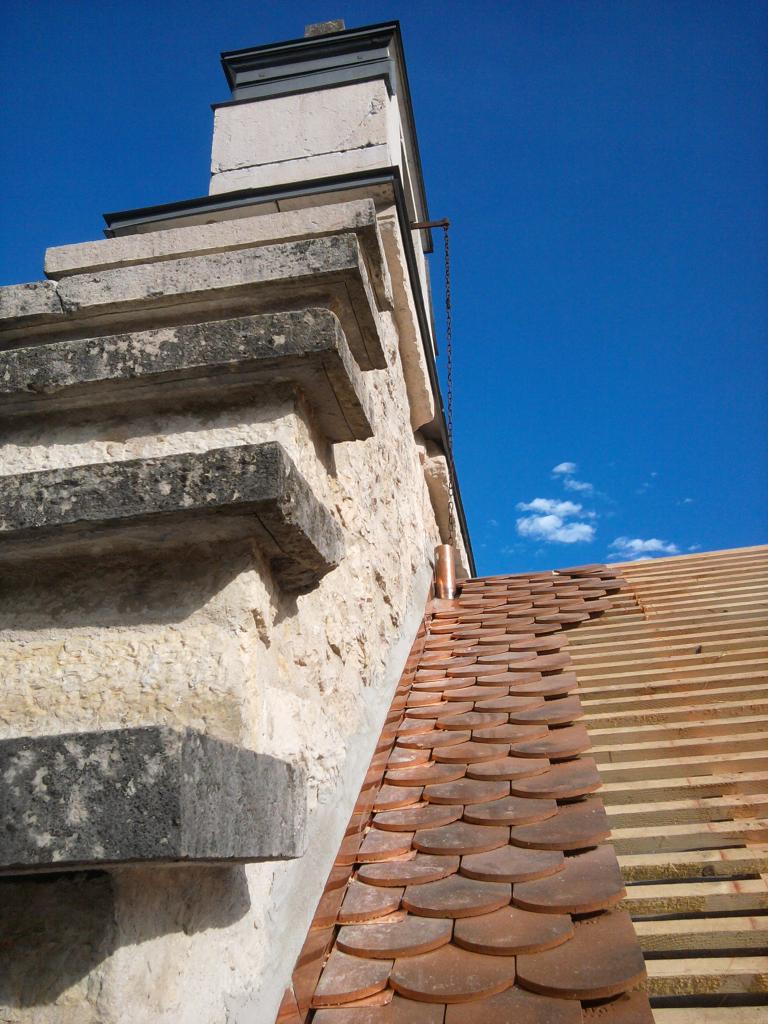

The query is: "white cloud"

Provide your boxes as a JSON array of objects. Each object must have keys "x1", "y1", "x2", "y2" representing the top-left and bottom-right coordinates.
[
  {"x1": 563, "y1": 477, "x2": 594, "y2": 494},
  {"x1": 610, "y1": 536, "x2": 679, "y2": 559},
  {"x1": 517, "y1": 498, "x2": 584, "y2": 516},
  {"x1": 516, "y1": 495, "x2": 596, "y2": 545},
  {"x1": 551, "y1": 461, "x2": 594, "y2": 494},
  {"x1": 518, "y1": 515, "x2": 595, "y2": 544},
  {"x1": 682, "y1": 497, "x2": 694, "y2": 504},
  {"x1": 688, "y1": 544, "x2": 701, "y2": 551}
]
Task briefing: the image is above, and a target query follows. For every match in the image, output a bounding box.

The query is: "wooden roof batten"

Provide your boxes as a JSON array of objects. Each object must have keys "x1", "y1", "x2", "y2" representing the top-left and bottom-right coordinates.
[{"x1": 571, "y1": 544, "x2": 768, "y2": 1024}]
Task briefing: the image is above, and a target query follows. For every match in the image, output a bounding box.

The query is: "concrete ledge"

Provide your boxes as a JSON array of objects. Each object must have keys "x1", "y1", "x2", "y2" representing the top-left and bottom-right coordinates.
[
  {"x1": 44, "y1": 199, "x2": 393, "y2": 313},
  {"x1": 0, "y1": 308, "x2": 373, "y2": 442},
  {"x1": 0, "y1": 726, "x2": 306, "y2": 872},
  {"x1": 0, "y1": 233, "x2": 384, "y2": 371},
  {"x1": 0, "y1": 442, "x2": 344, "y2": 589}
]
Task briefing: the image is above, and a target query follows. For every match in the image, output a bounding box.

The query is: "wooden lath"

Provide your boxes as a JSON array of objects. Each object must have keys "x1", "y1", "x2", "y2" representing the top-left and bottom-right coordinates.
[{"x1": 571, "y1": 545, "x2": 768, "y2": 1018}]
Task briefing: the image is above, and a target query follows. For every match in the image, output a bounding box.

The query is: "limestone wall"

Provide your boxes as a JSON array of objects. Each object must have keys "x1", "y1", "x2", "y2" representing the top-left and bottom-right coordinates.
[{"x1": 0, "y1": 206, "x2": 455, "y2": 1022}]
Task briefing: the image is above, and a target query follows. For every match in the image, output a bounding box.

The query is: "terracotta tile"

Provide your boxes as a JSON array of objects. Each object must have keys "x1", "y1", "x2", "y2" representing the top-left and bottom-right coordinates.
[
  {"x1": 464, "y1": 794, "x2": 557, "y2": 826},
  {"x1": 424, "y1": 777, "x2": 509, "y2": 805},
  {"x1": 582, "y1": 990, "x2": 655, "y2": 1022},
  {"x1": 357, "y1": 854, "x2": 460, "y2": 888},
  {"x1": 313, "y1": 884, "x2": 348, "y2": 928},
  {"x1": 508, "y1": 695, "x2": 584, "y2": 725},
  {"x1": 293, "y1": 925, "x2": 337, "y2": 1015},
  {"x1": 337, "y1": 832, "x2": 366, "y2": 866},
  {"x1": 476, "y1": 652, "x2": 538, "y2": 667},
  {"x1": 334, "y1": 988, "x2": 395, "y2": 1007},
  {"x1": 406, "y1": 691, "x2": 445, "y2": 708},
  {"x1": 403, "y1": 874, "x2": 511, "y2": 918},
  {"x1": 433, "y1": 741, "x2": 509, "y2": 764},
  {"x1": 536, "y1": 611, "x2": 589, "y2": 625},
  {"x1": 338, "y1": 880, "x2": 404, "y2": 923},
  {"x1": 374, "y1": 785, "x2": 424, "y2": 810},
  {"x1": 443, "y1": 683, "x2": 511, "y2": 701},
  {"x1": 373, "y1": 803, "x2": 463, "y2": 832},
  {"x1": 445, "y1": 984, "x2": 581, "y2": 1023},
  {"x1": 506, "y1": 636, "x2": 567, "y2": 652},
  {"x1": 313, "y1": 995, "x2": 446, "y2": 1022},
  {"x1": 422, "y1": 656, "x2": 476, "y2": 671},
  {"x1": 510, "y1": 797, "x2": 610, "y2": 851},
  {"x1": 358, "y1": 830, "x2": 415, "y2": 862},
  {"x1": 312, "y1": 949, "x2": 393, "y2": 1007},
  {"x1": 337, "y1": 916, "x2": 452, "y2": 959},
  {"x1": 505, "y1": 673, "x2": 577, "y2": 697},
  {"x1": 460, "y1": 643, "x2": 512, "y2": 656},
  {"x1": 387, "y1": 747, "x2": 431, "y2": 768},
  {"x1": 471, "y1": 723, "x2": 549, "y2": 744},
  {"x1": 466, "y1": 756, "x2": 550, "y2": 781},
  {"x1": 390, "y1": 943, "x2": 515, "y2": 1003},
  {"x1": 412, "y1": 676, "x2": 476, "y2": 692},
  {"x1": 473, "y1": 694, "x2": 545, "y2": 713},
  {"x1": 509, "y1": 723, "x2": 591, "y2": 759},
  {"x1": 555, "y1": 563, "x2": 606, "y2": 576},
  {"x1": 437, "y1": 710, "x2": 509, "y2": 730},
  {"x1": 509, "y1": 757, "x2": 601, "y2": 800},
  {"x1": 513, "y1": 845, "x2": 625, "y2": 914},
  {"x1": 414, "y1": 820, "x2": 509, "y2": 856},
  {"x1": 385, "y1": 763, "x2": 466, "y2": 787},
  {"x1": 452, "y1": 627, "x2": 508, "y2": 640},
  {"x1": 460, "y1": 844, "x2": 564, "y2": 883},
  {"x1": 408, "y1": 701, "x2": 474, "y2": 719},
  {"x1": 516, "y1": 910, "x2": 646, "y2": 1000},
  {"x1": 276, "y1": 986, "x2": 301, "y2": 1024},
  {"x1": 397, "y1": 718, "x2": 436, "y2": 737},
  {"x1": 398, "y1": 730, "x2": 472, "y2": 750},
  {"x1": 475, "y1": 671, "x2": 543, "y2": 686},
  {"x1": 453, "y1": 905, "x2": 574, "y2": 955}
]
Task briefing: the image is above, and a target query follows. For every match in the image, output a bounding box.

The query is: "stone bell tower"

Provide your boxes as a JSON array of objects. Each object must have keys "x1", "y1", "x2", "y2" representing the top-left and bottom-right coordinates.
[{"x1": 0, "y1": 20, "x2": 471, "y2": 1023}]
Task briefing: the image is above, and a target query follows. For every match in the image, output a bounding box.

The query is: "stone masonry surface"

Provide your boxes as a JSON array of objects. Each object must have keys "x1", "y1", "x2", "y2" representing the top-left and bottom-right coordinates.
[
  {"x1": 0, "y1": 441, "x2": 344, "y2": 590},
  {"x1": 0, "y1": 726, "x2": 306, "y2": 870},
  {"x1": 0, "y1": 308, "x2": 373, "y2": 442}
]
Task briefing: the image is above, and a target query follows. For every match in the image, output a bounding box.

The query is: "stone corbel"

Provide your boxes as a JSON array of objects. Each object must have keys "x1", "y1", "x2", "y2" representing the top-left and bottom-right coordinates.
[
  {"x1": 0, "y1": 441, "x2": 344, "y2": 590},
  {"x1": 0, "y1": 726, "x2": 306, "y2": 873}
]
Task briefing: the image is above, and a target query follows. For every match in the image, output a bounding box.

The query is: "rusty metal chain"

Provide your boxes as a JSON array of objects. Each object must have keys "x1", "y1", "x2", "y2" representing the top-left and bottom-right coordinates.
[{"x1": 441, "y1": 222, "x2": 456, "y2": 547}]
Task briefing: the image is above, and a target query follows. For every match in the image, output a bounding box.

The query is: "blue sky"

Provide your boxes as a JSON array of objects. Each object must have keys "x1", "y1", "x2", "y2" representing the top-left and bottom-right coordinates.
[{"x1": 2, "y1": 1, "x2": 766, "y2": 574}]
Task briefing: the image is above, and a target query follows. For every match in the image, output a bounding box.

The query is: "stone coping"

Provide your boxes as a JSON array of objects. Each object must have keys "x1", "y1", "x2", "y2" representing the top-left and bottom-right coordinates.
[
  {"x1": 0, "y1": 726, "x2": 306, "y2": 872},
  {"x1": 0, "y1": 233, "x2": 384, "y2": 371},
  {"x1": 44, "y1": 199, "x2": 393, "y2": 314},
  {"x1": 0, "y1": 441, "x2": 344, "y2": 589},
  {"x1": 0, "y1": 308, "x2": 373, "y2": 443}
]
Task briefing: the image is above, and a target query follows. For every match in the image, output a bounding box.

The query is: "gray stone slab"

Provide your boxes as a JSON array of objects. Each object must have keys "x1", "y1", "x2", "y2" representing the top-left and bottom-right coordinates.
[
  {"x1": 0, "y1": 441, "x2": 344, "y2": 589},
  {"x1": 0, "y1": 308, "x2": 372, "y2": 442},
  {"x1": 44, "y1": 198, "x2": 393, "y2": 313},
  {"x1": 0, "y1": 233, "x2": 384, "y2": 370},
  {"x1": 0, "y1": 726, "x2": 306, "y2": 871},
  {"x1": 0, "y1": 280, "x2": 61, "y2": 324}
]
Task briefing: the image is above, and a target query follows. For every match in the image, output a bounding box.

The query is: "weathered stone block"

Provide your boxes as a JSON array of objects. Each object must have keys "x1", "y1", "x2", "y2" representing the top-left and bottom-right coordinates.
[
  {"x1": 0, "y1": 726, "x2": 306, "y2": 871},
  {"x1": 0, "y1": 234, "x2": 384, "y2": 370},
  {"x1": 0, "y1": 308, "x2": 373, "y2": 442},
  {"x1": 44, "y1": 198, "x2": 393, "y2": 313},
  {"x1": 0, "y1": 441, "x2": 344, "y2": 589}
]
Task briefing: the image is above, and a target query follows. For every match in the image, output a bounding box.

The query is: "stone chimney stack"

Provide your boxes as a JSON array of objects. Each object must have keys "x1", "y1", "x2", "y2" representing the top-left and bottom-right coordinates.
[{"x1": 0, "y1": 21, "x2": 471, "y2": 1023}]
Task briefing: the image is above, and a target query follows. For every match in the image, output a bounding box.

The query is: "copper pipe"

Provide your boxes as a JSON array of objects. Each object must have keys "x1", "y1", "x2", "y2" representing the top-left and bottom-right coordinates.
[{"x1": 434, "y1": 544, "x2": 457, "y2": 600}]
